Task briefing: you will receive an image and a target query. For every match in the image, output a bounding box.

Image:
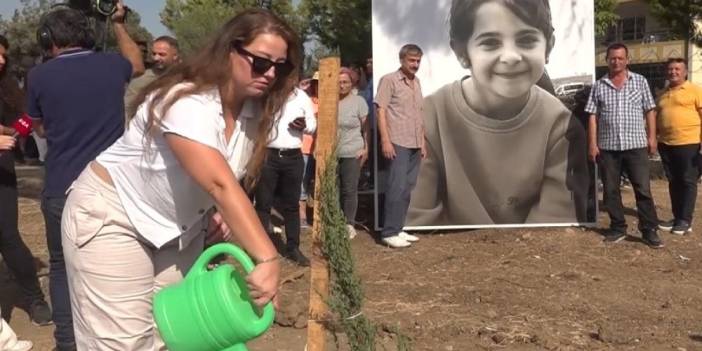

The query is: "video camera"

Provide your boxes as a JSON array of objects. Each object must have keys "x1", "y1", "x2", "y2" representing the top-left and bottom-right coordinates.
[{"x1": 66, "y1": 0, "x2": 117, "y2": 18}]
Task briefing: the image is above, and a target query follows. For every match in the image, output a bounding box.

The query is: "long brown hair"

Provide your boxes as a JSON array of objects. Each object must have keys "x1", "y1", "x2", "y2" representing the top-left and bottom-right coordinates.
[
  {"x1": 0, "y1": 34, "x2": 26, "y2": 120},
  {"x1": 130, "y1": 9, "x2": 301, "y2": 190}
]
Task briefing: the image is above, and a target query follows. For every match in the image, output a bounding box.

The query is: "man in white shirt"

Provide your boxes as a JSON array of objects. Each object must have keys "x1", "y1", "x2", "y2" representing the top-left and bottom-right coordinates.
[{"x1": 254, "y1": 88, "x2": 316, "y2": 266}]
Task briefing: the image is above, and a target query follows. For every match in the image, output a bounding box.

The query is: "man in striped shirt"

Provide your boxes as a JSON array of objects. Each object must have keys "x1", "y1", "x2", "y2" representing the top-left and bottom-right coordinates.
[{"x1": 585, "y1": 42, "x2": 662, "y2": 248}]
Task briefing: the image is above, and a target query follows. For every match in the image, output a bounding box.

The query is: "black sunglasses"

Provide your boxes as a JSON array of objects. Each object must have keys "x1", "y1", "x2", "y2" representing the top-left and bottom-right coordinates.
[{"x1": 233, "y1": 45, "x2": 293, "y2": 77}]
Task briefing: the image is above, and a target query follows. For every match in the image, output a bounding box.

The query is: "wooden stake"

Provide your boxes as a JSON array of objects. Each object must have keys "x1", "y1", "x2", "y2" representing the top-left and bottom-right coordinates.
[{"x1": 307, "y1": 57, "x2": 340, "y2": 351}]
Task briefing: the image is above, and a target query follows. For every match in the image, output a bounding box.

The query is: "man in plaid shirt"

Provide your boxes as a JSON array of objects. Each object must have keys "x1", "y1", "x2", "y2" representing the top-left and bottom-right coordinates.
[
  {"x1": 375, "y1": 44, "x2": 426, "y2": 248},
  {"x1": 585, "y1": 42, "x2": 662, "y2": 248}
]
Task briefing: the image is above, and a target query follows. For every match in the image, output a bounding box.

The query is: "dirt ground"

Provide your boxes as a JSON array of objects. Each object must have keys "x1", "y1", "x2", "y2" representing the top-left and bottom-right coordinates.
[{"x1": 3, "y1": 166, "x2": 702, "y2": 351}]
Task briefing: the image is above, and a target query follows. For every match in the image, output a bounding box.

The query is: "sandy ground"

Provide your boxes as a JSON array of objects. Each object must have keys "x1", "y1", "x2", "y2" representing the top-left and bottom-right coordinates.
[{"x1": 4, "y1": 166, "x2": 702, "y2": 350}]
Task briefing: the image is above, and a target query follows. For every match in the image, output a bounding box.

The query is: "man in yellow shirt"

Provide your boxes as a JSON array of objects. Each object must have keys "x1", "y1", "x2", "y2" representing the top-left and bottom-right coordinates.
[{"x1": 656, "y1": 58, "x2": 702, "y2": 234}]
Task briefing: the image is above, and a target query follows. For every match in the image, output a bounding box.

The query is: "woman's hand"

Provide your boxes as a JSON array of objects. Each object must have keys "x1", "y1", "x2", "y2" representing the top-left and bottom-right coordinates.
[
  {"x1": 165, "y1": 134, "x2": 281, "y2": 306},
  {"x1": 356, "y1": 147, "x2": 368, "y2": 166},
  {"x1": 0, "y1": 135, "x2": 16, "y2": 151},
  {"x1": 205, "y1": 211, "x2": 232, "y2": 245},
  {"x1": 246, "y1": 260, "x2": 281, "y2": 307},
  {"x1": 381, "y1": 140, "x2": 395, "y2": 160}
]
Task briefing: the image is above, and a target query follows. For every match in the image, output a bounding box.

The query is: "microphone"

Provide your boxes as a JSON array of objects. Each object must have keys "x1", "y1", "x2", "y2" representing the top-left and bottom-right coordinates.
[
  {"x1": 12, "y1": 113, "x2": 33, "y2": 138},
  {"x1": 0, "y1": 114, "x2": 32, "y2": 156}
]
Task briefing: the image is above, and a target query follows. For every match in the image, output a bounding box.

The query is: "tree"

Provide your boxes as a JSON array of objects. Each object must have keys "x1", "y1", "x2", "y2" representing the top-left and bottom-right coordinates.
[
  {"x1": 161, "y1": 0, "x2": 308, "y2": 56},
  {"x1": 645, "y1": 0, "x2": 702, "y2": 47},
  {"x1": 299, "y1": 0, "x2": 370, "y2": 66},
  {"x1": 0, "y1": 0, "x2": 56, "y2": 66},
  {"x1": 102, "y1": 9, "x2": 153, "y2": 51},
  {"x1": 160, "y1": 0, "x2": 235, "y2": 55},
  {"x1": 0, "y1": 0, "x2": 152, "y2": 72},
  {"x1": 594, "y1": 0, "x2": 619, "y2": 38}
]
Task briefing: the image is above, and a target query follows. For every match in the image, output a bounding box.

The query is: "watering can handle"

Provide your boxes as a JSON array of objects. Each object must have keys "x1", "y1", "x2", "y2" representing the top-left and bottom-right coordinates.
[
  {"x1": 191, "y1": 243, "x2": 257, "y2": 275},
  {"x1": 189, "y1": 243, "x2": 275, "y2": 328}
]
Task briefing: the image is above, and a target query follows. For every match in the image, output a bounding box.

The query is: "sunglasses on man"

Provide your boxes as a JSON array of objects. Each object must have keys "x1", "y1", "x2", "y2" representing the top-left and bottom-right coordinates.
[{"x1": 232, "y1": 44, "x2": 294, "y2": 77}]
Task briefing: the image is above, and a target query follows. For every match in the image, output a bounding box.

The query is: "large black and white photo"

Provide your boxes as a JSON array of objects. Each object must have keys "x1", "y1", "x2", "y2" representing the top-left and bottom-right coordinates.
[{"x1": 373, "y1": 0, "x2": 596, "y2": 230}]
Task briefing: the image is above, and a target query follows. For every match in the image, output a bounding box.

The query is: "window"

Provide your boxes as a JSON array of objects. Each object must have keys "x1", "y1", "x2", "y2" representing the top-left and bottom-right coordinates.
[
  {"x1": 602, "y1": 17, "x2": 647, "y2": 43},
  {"x1": 621, "y1": 17, "x2": 646, "y2": 41}
]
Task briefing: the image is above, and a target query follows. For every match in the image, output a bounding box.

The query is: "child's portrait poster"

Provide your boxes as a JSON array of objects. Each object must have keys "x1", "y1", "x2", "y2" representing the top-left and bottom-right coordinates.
[{"x1": 372, "y1": 0, "x2": 597, "y2": 230}]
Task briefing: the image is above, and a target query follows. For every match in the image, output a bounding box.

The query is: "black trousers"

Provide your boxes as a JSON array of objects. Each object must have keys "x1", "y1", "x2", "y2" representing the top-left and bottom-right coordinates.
[
  {"x1": 0, "y1": 178, "x2": 45, "y2": 304},
  {"x1": 254, "y1": 149, "x2": 304, "y2": 251},
  {"x1": 659, "y1": 143, "x2": 700, "y2": 224},
  {"x1": 599, "y1": 148, "x2": 658, "y2": 232}
]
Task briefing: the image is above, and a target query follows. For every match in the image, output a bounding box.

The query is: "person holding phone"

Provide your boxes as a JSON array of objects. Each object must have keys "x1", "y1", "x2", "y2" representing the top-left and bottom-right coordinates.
[{"x1": 254, "y1": 87, "x2": 316, "y2": 266}]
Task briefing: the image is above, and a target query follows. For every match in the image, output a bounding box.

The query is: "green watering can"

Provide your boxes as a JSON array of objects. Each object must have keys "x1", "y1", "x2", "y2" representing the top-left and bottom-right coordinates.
[{"x1": 154, "y1": 243, "x2": 275, "y2": 351}]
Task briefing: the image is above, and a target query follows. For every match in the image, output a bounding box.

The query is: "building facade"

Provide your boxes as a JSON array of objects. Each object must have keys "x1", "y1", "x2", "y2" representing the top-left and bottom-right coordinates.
[{"x1": 596, "y1": 0, "x2": 701, "y2": 94}]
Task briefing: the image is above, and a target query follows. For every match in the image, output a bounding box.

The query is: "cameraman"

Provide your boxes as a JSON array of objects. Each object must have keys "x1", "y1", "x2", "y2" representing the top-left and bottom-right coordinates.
[{"x1": 26, "y1": 1, "x2": 144, "y2": 350}]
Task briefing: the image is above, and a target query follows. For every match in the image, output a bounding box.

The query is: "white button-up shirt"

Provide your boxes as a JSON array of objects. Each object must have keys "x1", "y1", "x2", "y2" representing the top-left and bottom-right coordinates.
[
  {"x1": 267, "y1": 88, "x2": 316, "y2": 149},
  {"x1": 96, "y1": 83, "x2": 260, "y2": 248}
]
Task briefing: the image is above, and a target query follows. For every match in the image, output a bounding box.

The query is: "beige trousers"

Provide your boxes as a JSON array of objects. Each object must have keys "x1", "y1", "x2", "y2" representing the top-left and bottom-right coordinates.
[{"x1": 61, "y1": 166, "x2": 204, "y2": 350}]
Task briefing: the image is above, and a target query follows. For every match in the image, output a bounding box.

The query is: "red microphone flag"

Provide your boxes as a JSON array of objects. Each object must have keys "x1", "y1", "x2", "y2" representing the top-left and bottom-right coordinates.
[{"x1": 12, "y1": 114, "x2": 33, "y2": 137}]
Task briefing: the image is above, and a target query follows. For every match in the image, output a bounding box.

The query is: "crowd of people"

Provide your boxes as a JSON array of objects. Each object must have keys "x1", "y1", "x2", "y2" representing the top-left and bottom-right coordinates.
[{"x1": 0, "y1": 0, "x2": 701, "y2": 350}]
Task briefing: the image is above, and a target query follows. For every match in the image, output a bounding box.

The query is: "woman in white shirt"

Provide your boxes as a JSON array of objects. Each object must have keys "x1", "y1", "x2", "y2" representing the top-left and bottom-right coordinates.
[{"x1": 61, "y1": 9, "x2": 299, "y2": 349}]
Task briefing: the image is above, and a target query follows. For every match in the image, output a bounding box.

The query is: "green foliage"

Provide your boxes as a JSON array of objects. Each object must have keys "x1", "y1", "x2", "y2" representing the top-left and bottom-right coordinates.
[
  {"x1": 392, "y1": 325, "x2": 412, "y2": 351},
  {"x1": 0, "y1": 0, "x2": 152, "y2": 69},
  {"x1": 594, "y1": 0, "x2": 619, "y2": 38},
  {"x1": 645, "y1": 0, "x2": 702, "y2": 46},
  {"x1": 299, "y1": 0, "x2": 371, "y2": 66},
  {"x1": 318, "y1": 151, "x2": 413, "y2": 350},
  {"x1": 160, "y1": 0, "x2": 235, "y2": 55},
  {"x1": 0, "y1": 0, "x2": 56, "y2": 64},
  {"x1": 160, "y1": 0, "x2": 308, "y2": 56},
  {"x1": 302, "y1": 45, "x2": 339, "y2": 77},
  {"x1": 101, "y1": 10, "x2": 153, "y2": 51},
  {"x1": 318, "y1": 153, "x2": 377, "y2": 350}
]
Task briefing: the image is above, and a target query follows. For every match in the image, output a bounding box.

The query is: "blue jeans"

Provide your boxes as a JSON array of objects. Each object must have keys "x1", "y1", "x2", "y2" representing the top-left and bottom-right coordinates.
[
  {"x1": 381, "y1": 144, "x2": 421, "y2": 237},
  {"x1": 301, "y1": 154, "x2": 315, "y2": 201},
  {"x1": 41, "y1": 195, "x2": 75, "y2": 349}
]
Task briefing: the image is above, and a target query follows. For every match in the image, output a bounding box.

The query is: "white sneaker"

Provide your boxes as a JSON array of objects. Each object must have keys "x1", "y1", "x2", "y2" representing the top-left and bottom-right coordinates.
[
  {"x1": 346, "y1": 224, "x2": 357, "y2": 239},
  {"x1": 7, "y1": 340, "x2": 33, "y2": 351},
  {"x1": 398, "y1": 231, "x2": 419, "y2": 242},
  {"x1": 382, "y1": 235, "x2": 411, "y2": 248}
]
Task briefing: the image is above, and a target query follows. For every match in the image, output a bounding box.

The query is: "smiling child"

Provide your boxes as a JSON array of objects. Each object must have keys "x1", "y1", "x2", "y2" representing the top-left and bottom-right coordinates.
[{"x1": 407, "y1": 0, "x2": 589, "y2": 226}]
